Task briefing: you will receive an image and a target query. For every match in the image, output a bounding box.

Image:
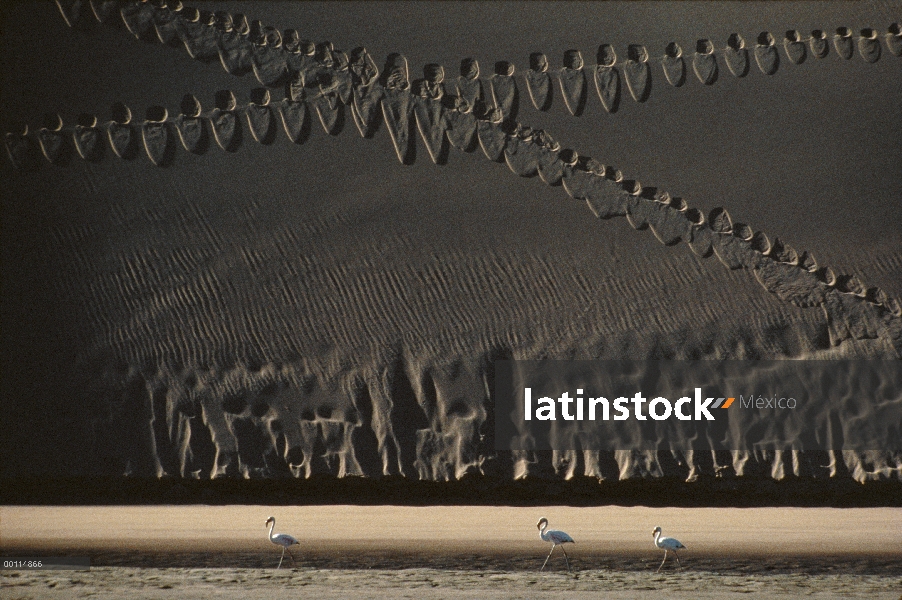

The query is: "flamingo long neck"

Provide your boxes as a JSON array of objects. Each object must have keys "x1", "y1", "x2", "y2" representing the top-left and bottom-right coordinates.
[
  {"x1": 268, "y1": 520, "x2": 276, "y2": 541},
  {"x1": 654, "y1": 530, "x2": 662, "y2": 547},
  {"x1": 540, "y1": 522, "x2": 548, "y2": 541}
]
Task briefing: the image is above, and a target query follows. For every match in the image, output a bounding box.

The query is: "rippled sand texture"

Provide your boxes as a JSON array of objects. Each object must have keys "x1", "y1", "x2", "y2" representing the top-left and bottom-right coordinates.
[
  {"x1": 1, "y1": 2, "x2": 901, "y2": 485},
  {"x1": 5, "y1": 568, "x2": 902, "y2": 600}
]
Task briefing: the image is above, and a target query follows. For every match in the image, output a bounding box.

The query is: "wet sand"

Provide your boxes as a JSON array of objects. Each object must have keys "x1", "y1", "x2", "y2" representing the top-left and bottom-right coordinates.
[{"x1": 2, "y1": 506, "x2": 900, "y2": 598}]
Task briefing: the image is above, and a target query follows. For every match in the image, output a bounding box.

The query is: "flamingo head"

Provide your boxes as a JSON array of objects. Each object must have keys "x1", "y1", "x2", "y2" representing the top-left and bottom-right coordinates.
[
  {"x1": 266, "y1": 516, "x2": 275, "y2": 527},
  {"x1": 537, "y1": 517, "x2": 548, "y2": 530},
  {"x1": 652, "y1": 526, "x2": 662, "y2": 537}
]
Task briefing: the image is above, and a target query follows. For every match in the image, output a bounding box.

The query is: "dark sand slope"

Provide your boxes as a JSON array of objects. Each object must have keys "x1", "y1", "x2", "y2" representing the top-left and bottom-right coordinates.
[{"x1": 2, "y1": 2, "x2": 901, "y2": 494}]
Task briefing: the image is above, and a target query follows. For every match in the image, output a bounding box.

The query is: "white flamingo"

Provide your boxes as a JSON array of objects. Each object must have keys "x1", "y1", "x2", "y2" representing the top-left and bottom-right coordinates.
[
  {"x1": 652, "y1": 526, "x2": 685, "y2": 572},
  {"x1": 536, "y1": 517, "x2": 575, "y2": 572},
  {"x1": 265, "y1": 516, "x2": 299, "y2": 568}
]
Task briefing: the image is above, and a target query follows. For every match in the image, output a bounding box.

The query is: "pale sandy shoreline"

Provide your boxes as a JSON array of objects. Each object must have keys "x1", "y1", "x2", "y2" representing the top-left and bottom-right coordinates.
[
  {"x1": 3, "y1": 507, "x2": 901, "y2": 597},
  {"x1": 2, "y1": 506, "x2": 900, "y2": 570}
]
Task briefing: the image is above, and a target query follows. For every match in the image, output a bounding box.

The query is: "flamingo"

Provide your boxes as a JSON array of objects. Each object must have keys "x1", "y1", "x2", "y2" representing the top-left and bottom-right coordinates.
[
  {"x1": 536, "y1": 517, "x2": 575, "y2": 572},
  {"x1": 265, "y1": 516, "x2": 299, "y2": 568},
  {"x1": 652, "y1": 526, "x2": 685, "y2": 572}
]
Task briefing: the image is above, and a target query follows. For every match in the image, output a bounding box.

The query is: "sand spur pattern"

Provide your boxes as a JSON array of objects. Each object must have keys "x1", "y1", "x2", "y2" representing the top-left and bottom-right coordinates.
[
  {"x1": 41, "y1": 1, "x2": 902, "y2": 117},
  {"x1": 26, "y1": 17, "x2": 902, "y2": 326},
  {"x1": 3, "y1": 1, "x2": 900, "y2": 484},
  {"x1": 8, "y1": 72, "x2": 902, "y2": 349},
  {"x1": 18, "y1": 3, "x2": 902, "y2": 350},
  {"x1": 24, "y1": 1, "x2": 902, "y2": 339}
]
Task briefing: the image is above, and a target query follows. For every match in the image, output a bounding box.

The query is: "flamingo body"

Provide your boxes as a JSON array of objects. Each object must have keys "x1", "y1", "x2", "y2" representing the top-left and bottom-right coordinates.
[
  {"x1": 537, "y1": 517, "x2": 575, "y2": 573},
  {"x1": 652, "y1": 526, "x2": 685, "y2": 572},
  {"x1": 265, "y1": 516, "x2": 299, "y2": 568}
]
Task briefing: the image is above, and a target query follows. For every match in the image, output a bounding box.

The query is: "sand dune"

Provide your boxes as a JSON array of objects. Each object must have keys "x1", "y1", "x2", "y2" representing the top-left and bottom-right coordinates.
[{"x1": 2, "y1": 2, "x2": 901, "y2": 493}]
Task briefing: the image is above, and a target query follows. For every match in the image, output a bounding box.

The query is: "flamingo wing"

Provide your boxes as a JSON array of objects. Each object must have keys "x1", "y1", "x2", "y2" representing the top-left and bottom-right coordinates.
[
  {"x1": 660, "y1": 536, "x2": 684, "y2": 550},
  {"x1": 548, "y1": 529, "x2": 574, "y2": 544},
  {"x1": 273, "y1": 533, "x2": 299, "y2": 547}
]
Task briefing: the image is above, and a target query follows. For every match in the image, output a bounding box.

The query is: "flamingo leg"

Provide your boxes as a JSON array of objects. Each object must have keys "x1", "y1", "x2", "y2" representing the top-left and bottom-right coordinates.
[
  {"x1": 560, "y1": 545, "x2": 572, "y2": 573},
  {"x1": 674, "y1": 550, "x2": 682, "y2": 570},
  {"x1": 277, "y1": 547, "x2": 286, "y2": 569},
  {"x1": 656, "y1": 549, "x2": 668, "y2": 573},
  {"x1": 540, "y1": 544, "x2": 556, "y2": 571},
  {"x1": 287, "y1": 547, "x2": 296, "y2": 566}
]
